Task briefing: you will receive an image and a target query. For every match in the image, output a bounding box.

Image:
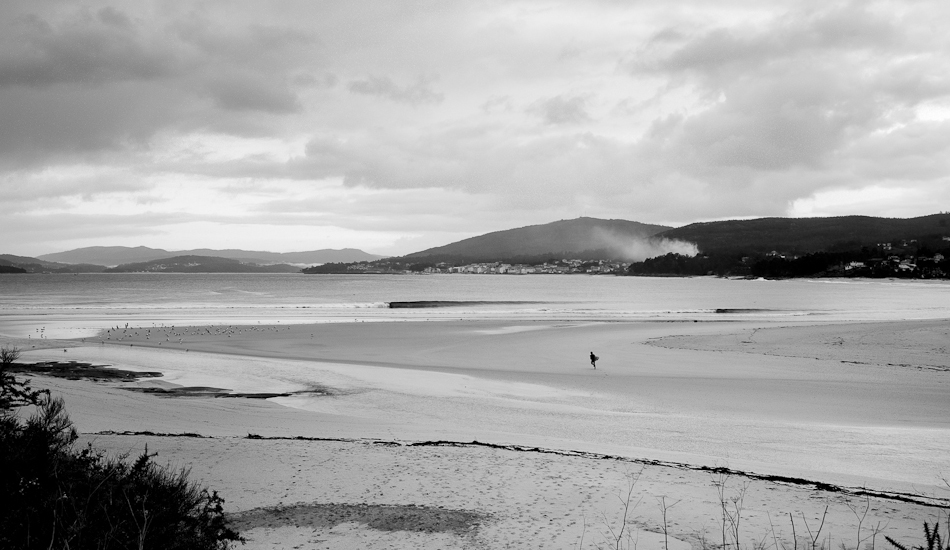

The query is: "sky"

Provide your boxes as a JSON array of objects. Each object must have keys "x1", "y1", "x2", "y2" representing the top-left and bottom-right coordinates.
[{"x1": 2, "y1": 0, "x2": 950, "y2": 257}]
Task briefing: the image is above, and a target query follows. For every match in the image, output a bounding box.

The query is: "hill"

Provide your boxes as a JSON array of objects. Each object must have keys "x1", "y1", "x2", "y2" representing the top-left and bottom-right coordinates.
[
  {"x1": 103, "y1": 255, "x2": 301, "y2": 273},
  {"x1": 176, "y1": 248, "x2": 384, "y2": 265},
  {"x1": 0, "y1": 254, "x2": 106, "y2": 273},
  {"x1": 38, "y1": 246, "x2": 384, "y2": 267},
  {"x1": 403, "y1": 217, "x2": 675, "y2": 263},
  {"x1": 36, "y1": 247, "x2": 169, "y2": 267},
  {"x1": 657, "y1": 214, "x2": 950, "y2": 255}
]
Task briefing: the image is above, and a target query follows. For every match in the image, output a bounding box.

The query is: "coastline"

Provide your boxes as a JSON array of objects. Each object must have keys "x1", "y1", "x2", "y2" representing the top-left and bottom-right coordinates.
[
  {"x1": 6, "y1": 314, "x2": 950, "y2": 548},
  {"x1": 15, "y1": 317, "x2": 950, "y2": 491}
]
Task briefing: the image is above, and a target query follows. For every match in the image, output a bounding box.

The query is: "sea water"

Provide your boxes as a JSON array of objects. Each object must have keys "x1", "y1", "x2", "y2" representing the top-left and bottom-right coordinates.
[{"x1": 4, "y1": 273, "x2": 950, "y2": 338}]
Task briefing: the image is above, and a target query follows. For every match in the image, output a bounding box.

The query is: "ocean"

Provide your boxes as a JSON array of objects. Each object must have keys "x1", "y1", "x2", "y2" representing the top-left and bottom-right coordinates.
[{"x1": 3, "y1": 273, "x2": 950, "y2": 338}]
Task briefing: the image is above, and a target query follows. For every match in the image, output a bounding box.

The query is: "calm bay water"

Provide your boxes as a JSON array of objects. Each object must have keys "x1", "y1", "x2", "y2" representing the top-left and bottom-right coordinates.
[{"x1": 3, "y1": 273, "x2": 950, "y2": 338}]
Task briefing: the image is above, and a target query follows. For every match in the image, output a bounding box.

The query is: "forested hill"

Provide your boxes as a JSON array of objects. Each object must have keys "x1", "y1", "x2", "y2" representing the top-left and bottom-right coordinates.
[
  {"x1": 657, "y1": 214, "x2": 950, "y2": 255},
  {"x1": 629, "y1": 213, "x2": 950, "y2": 278},
  {"x1": 404, "y1": 217, "x2": 671, "y2": 263},
  {"x1": 0, "y1": 254, "x2": 105, "y2": 273}
]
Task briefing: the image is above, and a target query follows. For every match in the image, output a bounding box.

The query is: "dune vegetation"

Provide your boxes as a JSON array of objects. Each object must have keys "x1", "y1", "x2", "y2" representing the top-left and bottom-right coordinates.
[{"x1": 0, "y1": 346, "x2": 243, "y2": 550}]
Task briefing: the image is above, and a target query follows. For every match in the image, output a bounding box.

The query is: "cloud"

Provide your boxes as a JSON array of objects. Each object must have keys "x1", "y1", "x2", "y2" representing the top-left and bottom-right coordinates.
[
  {"x1": 0, "y1": 8, "x2": 176, "y2": 88},
  {"x1": 631, "y1": 3, "x2": 950, "y2": 156},
  {"x1": 0, "y1": 84, "x2": 189, "y2": 168},
  {"x1": 0, "y1": 211, "x2": 188, "y2": 254},
  {"x1": 347, "y1": 75, "x2": 444, "y2": 105},
  {"x1": 268, "y1": 2, "x2": 949, "y2": 227},
  {"x1": 292, "y1": 126, "x2": 631, "y2": 199},
  {"x1": 3, "y1": 1, "x2": 950, "y2": 256},
  {"x1": 1, "y1": 164, "x2": 149, "y2": 206},
  {"x1": 481, "y1": 95, "x2": 513, "y2": 113},
  {"x1": 0, "y1": 3, "x2": 318, "y2": 169},
  {"x1": 611, "y1": 2, "x2": 950, "y2": 217},
  {"x1": 206, "y1": 74, "x2": 301, "y2": 113},
  {"x1": 529, "y1": 95, "x2": 590, "y2": 125}
]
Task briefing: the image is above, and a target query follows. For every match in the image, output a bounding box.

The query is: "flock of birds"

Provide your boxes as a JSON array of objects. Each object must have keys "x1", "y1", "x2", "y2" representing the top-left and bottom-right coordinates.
[
  {"x1": 26, "y1": 322, "x2": 316, "y2": 355},
  {"x1": 98, "y1": 322, "x2": 304, "y2": 351}
]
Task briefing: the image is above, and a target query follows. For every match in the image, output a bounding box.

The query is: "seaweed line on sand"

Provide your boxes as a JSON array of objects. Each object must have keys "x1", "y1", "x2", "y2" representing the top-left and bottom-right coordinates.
[{"x1": 91, "y1": 432, "x2": 950, "y2": 509}]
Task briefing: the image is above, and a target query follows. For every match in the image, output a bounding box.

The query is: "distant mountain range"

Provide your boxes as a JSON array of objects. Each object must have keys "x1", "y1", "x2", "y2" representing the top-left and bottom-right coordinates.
[
  {"x1": 403, "y1": 217, "x2": 673, "y2": 263},
  {"x1": 5, "y1": 214, "x2": 950, "y2": 275},
  {"x1": 0, "y1": 247, "x2": 384, "y2": 273},
  {"x1": 38, "y1": 246, "x2": 385, "y2": 267},
  {"x1": 102, "y1": 255, "x2": 301, "y2": 273}
]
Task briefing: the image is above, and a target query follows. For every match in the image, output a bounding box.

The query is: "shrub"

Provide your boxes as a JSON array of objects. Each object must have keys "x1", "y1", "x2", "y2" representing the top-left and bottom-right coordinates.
[
  {"x1": 0, "y1": 362, "x2": 243, "y2": 550},
  {"x1": 1, "y1": 344, "x2": 21, "y2": 366},
  {"x1": 1, "y1": 345, "x2": 47, "y2": 412}
]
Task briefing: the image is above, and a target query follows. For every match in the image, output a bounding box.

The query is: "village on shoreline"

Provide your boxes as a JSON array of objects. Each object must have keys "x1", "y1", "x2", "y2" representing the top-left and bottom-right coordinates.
[
  {"x1": 304, "y1": 241, "x2": 950, "y2": 279},
  {"x1": 344, "y1": 258, "x2": 631, "y2": 275}
]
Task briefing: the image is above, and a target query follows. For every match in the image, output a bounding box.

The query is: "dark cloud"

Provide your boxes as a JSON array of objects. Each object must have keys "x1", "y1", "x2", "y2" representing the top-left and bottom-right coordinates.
[
  {"x1": 0, "y1": 84, "x2": 189, "y2": 167},
  {"x1": 173, "y1": 18, "x2": 316, "y2": 68},
  {"x1": 0, "y1": 9, "x2": 176, "y2": 88},
  {"x1": 0, "y1": 2, "x2": 318, "y2": 169},
  {"x1": 205, "y1": 74, "x2": 301, "y2": 113}
]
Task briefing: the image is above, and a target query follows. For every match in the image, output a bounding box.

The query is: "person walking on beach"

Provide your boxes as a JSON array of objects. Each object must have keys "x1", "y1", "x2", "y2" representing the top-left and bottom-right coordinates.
[{"x1": 590, "y1": 351, "x2": 598, "y2": 369}]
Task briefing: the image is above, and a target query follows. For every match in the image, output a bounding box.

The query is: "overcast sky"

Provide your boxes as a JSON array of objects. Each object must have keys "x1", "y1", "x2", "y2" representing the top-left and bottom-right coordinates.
[{"x1": 2, "y1": 0, "x2": 949, "y2": 256}]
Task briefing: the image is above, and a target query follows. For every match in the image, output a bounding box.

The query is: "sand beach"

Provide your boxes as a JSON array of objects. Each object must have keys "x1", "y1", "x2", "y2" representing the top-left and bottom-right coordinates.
[{"x1": 5, "y1": 313, "x2": 948, "y2": 549}]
